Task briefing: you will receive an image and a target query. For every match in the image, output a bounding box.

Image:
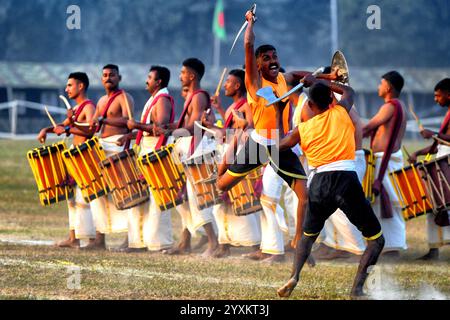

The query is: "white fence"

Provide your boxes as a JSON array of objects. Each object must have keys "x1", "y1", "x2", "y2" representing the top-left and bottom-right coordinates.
[{"x1": 0, "y1": 100, "x2": 67, "y2": 139}]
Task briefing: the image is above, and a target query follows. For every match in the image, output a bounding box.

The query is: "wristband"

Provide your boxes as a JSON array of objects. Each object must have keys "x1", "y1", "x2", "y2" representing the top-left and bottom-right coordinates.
[{"x1": 64, "y1": 125, "x2": 71, "y2": 136}]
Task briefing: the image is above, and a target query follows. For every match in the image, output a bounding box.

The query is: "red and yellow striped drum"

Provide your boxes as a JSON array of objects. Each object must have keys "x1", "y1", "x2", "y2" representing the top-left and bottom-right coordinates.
[
  {"x1": 227, "y1": 167, "x2": 263, "y2": 216},
  {"x1": 27, "y1": 141, "x2": 73, "y2": 206},
  {"x1": 99, "y1": 149, "x2": 150, "y2": 210},
  {"x1": 182, "y1": 150, "x2": 223, "y2": 210},
  {"x1": 389, "y1": 163, "x2": 433, "y2": 221},
  {"x1": 362, "y1": 149, "x2": 375, "y2": 204},
  {"x1": 418, "y1": 154, "x2": 450, "y2": 213},
  {"x1": 62, "y1": 137, "x2": 109, "y2": 203},
  {"x1": 137, "y1": 144, "x2": 186, "y2": 211}
]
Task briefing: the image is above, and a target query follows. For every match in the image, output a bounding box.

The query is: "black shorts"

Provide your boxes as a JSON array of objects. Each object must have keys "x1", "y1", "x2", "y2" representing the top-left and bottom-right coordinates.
[
  {"x1": 227, "y1": 135, "x2": 307, "y2": 187},
  {"x1": 303, "y1": 171, "x2": 382, "y2": 240}
]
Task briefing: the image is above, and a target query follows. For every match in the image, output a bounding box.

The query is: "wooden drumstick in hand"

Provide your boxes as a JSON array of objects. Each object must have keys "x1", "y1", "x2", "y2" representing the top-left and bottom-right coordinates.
[
  {"x1": 215, "y1": 67, "x2": 227, "y2": 97},
  {"x1": 40, "y1": 106, "x2": 57, "y2": 144},
  {"x1": 122, "y1": 90, "x2": 133, "y2": 121},
  {"x1": 409, "y1": 103, "x2": 424, "y2": 131},
  {"x1": 409, "y1": 103, "x2": 450, "y2": 146},
  {"x1": 44, "y1": 106, "x2": 57, "y2": 128}
]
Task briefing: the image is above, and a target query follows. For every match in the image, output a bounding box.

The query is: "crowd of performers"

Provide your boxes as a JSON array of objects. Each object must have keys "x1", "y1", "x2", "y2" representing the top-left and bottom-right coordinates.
[{"x1": 32, "y1": 11, "x2": 450, "y2": 298}]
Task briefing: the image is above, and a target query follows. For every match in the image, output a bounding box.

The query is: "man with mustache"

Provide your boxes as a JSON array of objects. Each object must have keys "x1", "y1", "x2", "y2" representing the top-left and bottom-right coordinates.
[
  {"x1": 84, "y1": 64, "x2": 134, "y2": 250},
  {"x1": 101, "y1": 65, "x2": 175, "y2": 253},
  {"x1": 37, "y1": 72, "x2": 96, "y2": 248},
  {"x1": 216, "y1": 10, "x2": 318, "y2": 263}
]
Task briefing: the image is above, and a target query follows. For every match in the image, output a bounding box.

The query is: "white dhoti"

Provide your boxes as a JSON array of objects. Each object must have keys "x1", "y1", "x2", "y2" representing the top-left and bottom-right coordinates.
[
  {"x1": 213, "y1": 204, "x2": 261, "y2": 247},
  {"x1": 67, "y1": 185, "x2": 95, "y2": 239},
  {"x1": 212, "y1": 142, "x2": 261, "y2": 247},
  {"x1": 321, "y1": 150, "x2": 367, "y2": 254},
  {"x1": 427, "y1": 145, "x2": 450, "y2": 248},
  {"x1": 259, "y1": 164, "x2": 297, "y2": 255},
  {"x1": 372, "y1": 149, "x2": 407, "y2": 251},
  {"x1": 173, "y1": 136, "x2": 215, "y2": 235},
  {"x1": 89, "y1": 135, "x2": 129, "y2": 234},
  {"x1": 127, "y1": 136, "x2": 174, "y2": 250}
]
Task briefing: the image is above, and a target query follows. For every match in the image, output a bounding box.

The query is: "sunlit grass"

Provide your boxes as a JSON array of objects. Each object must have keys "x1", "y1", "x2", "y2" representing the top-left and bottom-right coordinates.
[{"x1": 0, "y1": 139, "x2": 448, "y2": 300}]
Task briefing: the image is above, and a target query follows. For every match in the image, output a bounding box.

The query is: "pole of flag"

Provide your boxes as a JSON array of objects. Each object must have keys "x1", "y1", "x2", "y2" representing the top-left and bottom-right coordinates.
[
  {"x1": 330, "y1": 0, "x2": 339, "y2": 56},
  {"x1": 212, "y1": 0, "x2": 226, "y2": 71}
]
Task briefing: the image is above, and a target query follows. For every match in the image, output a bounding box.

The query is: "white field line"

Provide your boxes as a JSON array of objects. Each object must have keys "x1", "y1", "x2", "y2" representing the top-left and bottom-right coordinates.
[
  {"x1": 0, "y1": 239, "x2": 55, "y2": 246},
  {"x1": 0, "y1": 257, "x2": 281, "y2": 289}
]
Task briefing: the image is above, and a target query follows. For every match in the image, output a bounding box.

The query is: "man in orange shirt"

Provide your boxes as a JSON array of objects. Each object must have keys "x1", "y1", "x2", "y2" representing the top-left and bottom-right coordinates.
[
  {"x1": 276, "y1": 75, "x2": 384, "y2": 299},
  {"x1": 217, "y1": 9, "x2": 313, "y2": 263}
]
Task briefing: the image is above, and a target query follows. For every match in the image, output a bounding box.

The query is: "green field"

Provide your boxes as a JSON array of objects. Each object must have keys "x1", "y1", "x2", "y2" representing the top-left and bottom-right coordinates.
[{"x1": 0, "y1": 139, "x2": 449, "y2": 300}]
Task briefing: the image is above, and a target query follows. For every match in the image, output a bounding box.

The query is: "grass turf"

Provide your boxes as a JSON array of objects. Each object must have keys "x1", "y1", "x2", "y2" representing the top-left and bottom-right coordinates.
[{"x1": 0, "y1": 139, "x2": 449, "y2": 300}]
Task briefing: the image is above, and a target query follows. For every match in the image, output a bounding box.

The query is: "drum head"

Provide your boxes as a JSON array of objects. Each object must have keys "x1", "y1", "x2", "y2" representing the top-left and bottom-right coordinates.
[{"x1": 331, "y1": 50, "x2": 350, "y2": 85}]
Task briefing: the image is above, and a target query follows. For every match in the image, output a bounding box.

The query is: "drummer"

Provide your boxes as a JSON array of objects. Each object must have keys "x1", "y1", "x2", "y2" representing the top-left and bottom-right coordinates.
[
  {"x1": 85, "y1": 64, "x2": 135, "y2": 250},
  {"x1": 408, "y1": 78, "x2": 450, "y2": 260},
  {"x1": 201, "y1": 69, "x2": 261, "y2": 258},
  {"x1": 163, "y1": 58, "x2": 219, "y2": 257},
  {"x1": 121, "y1": 65, "x2": 176, "y2": 253},
  {"x1": 37, "y1": 72, "x2": 96, "y2": 248},
  {"x1": 362, "y1": 71, "x2": 407, "y2": 259}
]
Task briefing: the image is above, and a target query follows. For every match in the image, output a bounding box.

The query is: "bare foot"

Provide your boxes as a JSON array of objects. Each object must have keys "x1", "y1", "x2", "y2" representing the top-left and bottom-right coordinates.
[
  {"x1": 319, "y1": 249, "x2": 354, "y2": 260},
  {"x1": 311, "y1": 243, "x2": 334, "y2": 260},
  {"x1": 193, "y1": 235, "x2": 208, "y2": 250},
  {"x1": 262, "y1": 254, "x2": 285, "y2": 264},
  {"x1": 416, "y1": 248, "x2": 439, "y2": 261},
  {"x1": 242, "y1": 250, "x2": 269, "y2": 261},
  {"x1": 123, "y1": 247, "x2": 147, "y2": 253},
  {"x1": 80, "y1": 241, "x2": 106, "y2": 251},
  {"x1": 56, "y1": 238, "x2": 80, "y2": 249},
  {"x1": 381, "y1": 250, "x2": 401, "y2": 262},
  {"x1": 163, "y1": 244, "x2": 191, "y2": 255},
  {"x1": 284, "y1": 242, "x2": 295, "y2": 253},
  {"x1": 277, "y1": 278, "x2": 298, "y2": 298},
  {"x1": 350, "y1": 287, "x2": 368, "y2": 300},
  {"x1": 201, "y1": 245, "x2": 219, "y2": 258},
  {"x1": 213, "y1": 244, "x2": 231, "y2": 258}
]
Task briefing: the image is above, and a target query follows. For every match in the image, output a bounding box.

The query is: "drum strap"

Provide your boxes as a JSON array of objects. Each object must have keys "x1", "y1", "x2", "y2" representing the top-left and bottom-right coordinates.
[
  {"x1": 176, "y1": 90, "x2": 211, "y2": 156},
  {"x1": 73, "y1": 100, "x2": 94, "y2": 122},
  {"x1": 102, "y1": 89, "x2": 124, "y2": 119},
  {"x1": 439, "y1": 110, "x2": 450, "y2": 134},
  {"x1": 224, "y1": 98, "x2": 247, "y2": 129},
  {"x1": 135, "y1": 94, "x2": 175, "y2": 148},
  {"x1": 96, "y1": 89, "x2": 124, "y2": 133},
  {"x1": 371, "y1": 99, "x2": 404, "y2": 219}
]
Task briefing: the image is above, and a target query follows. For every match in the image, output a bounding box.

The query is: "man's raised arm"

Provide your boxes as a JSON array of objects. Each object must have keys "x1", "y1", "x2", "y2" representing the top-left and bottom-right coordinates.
[{"x1": 244, "y1": 10, "x2": 260, "y2": 101}]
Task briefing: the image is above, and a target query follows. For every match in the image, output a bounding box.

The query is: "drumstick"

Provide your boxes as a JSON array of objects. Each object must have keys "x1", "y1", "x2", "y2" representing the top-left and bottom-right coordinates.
[
  {"x1": 44, "y1": 106, "x2": 57, "y2": 128},
  {"x1": 122, "y1": 90, "x2": 133, "y2": 120},
  {"x1": 409, "y1": 103, "x2": 450, "y2": 146},
  {"x1": 73, "y1": 121, "x2": 90, "y2": 127},
  {"x1": 408, "y1": 103, "x2": 424, "y2": 131},
  {"x1": 59, "y1": 95, "x2": 72, "y2": 110},
  {"x1": 195, "y1": 121, "x2": 218, "y2": 136},
  {"x1": 214, "y1": 67, "x2": 227, "y2": 97},
  {"x1": 402, "y1": 145, "x2": 411, "y2": 160}
]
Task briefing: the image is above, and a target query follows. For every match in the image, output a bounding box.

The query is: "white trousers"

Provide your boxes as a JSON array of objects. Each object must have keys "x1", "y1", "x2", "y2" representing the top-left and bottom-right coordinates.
[
  {"x1": 68, "y1": 186, "x2": 95, "y2": 239},
  {"x1": 90, "y1": 135, "x2": 129, "y2": 234},
  {"x1": 372, "y1": 150, "x2": 407, "y2": 251},
  {"x1": 259, "y1": 165, "x2": 298, "y2": 255}
]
